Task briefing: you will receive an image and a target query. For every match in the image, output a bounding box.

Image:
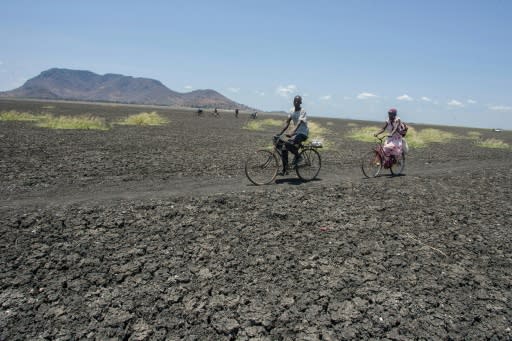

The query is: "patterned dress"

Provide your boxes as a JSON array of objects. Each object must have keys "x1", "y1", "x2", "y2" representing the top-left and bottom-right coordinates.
[{"x1": 383, "y1": 116, "x2": 403, "y2": 157}]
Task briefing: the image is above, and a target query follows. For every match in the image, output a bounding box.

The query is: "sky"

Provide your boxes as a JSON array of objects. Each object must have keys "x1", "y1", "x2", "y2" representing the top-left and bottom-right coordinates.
[{"x1": 1, "y1": 0, "x2": 511, "y2": 129}]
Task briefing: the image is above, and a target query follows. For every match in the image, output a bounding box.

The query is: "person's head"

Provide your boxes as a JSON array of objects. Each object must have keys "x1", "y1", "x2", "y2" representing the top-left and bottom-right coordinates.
[
  {"x1": 388, "y1": 108, "x2": 397, "y2": 119},
  {"x1": 293, "y1": 95, "x2": 302, "y2": 109}
]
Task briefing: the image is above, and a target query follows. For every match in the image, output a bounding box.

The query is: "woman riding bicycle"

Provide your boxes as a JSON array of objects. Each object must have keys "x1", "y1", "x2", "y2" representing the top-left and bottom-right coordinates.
[
  {"x1": 374, "y1": 108, "x2": 404, "y2": 159},
  {"x1": 276, "y1": 95, "x2": 309, "y2": 175}
]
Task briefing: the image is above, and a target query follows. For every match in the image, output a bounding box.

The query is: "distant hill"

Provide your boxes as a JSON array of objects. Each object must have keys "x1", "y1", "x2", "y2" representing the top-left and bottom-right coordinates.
[{"x1": 0, "y1": 68, "x2": 255, "y2": 110}]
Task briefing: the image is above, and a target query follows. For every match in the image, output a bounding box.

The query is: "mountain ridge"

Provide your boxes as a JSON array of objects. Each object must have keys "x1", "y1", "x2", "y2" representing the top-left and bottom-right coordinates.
[{"x1": 0, "y1": 68, "x2": 255, "y2": 110}]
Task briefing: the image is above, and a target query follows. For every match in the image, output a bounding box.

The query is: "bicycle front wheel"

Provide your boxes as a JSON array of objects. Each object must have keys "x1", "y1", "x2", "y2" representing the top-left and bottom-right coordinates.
[
  {"x1": 361, "y1": 151, "x2": 382, "y2": 178},
  {"x1": 390, "y1": 152, "x2": 405, "y2": 176},
  {"x1": 296, "y1": 148, "x2": 321, "y2": 181},
  {"x1": 245, "y1": 150, "x2": 279, "y2": 185}
]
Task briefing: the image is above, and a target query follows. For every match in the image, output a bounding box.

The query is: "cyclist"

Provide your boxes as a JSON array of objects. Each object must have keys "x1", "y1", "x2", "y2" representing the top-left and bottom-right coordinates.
[
  {"x1": 374, "y1": 108, "x2": 404, "y2": 159},
  {"x1": 277, "y1": 95, "x2": 309, "y2": 175}
]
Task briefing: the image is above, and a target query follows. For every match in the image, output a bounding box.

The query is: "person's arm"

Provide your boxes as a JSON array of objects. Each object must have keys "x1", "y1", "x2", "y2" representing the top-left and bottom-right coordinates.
[
  {"x1": 279, "y1": 116, "x2": 291, "y2": 135},
  {"x1": 289, "y1": 120, "x2": 304, "y2": 136},
  {"x1": 374, "y1": 122, "x2": 387, "y2": 137}
]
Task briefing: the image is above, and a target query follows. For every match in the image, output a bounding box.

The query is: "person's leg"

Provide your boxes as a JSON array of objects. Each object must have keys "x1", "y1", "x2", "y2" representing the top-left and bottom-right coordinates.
[
  {"x1": 278, "y1": 141, "x2": 289, "y2": 174},
  {"x1": 286, "y1": 134, "x2": 307, "y2": 162}
]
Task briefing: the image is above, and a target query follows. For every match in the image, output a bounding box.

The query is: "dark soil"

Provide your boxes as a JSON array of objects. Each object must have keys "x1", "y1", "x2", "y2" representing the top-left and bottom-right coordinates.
[{"x1": 1, "y1": 99, "x2": 511, "y2": 340}]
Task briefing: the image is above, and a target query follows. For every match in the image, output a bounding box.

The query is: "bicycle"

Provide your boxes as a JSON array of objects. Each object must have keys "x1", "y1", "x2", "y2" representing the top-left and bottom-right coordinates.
[
  {"x1": 361, "y1": 136, "x2": 405, "y2": 178},
  {"x1": 245, "y1": 135, "x2": 322, "y2": 185}
]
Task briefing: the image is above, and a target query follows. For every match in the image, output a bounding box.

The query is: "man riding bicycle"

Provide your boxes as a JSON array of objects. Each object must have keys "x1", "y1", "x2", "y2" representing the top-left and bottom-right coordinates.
[{"x1": 276, "y1": 95, "x2": 309, "y2": 175}]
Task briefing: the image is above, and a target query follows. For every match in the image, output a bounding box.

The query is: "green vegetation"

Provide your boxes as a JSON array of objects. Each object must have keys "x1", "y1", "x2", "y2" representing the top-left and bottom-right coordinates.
[
  {"x1": 37, "y1": 115, "x2": 109, "y2": 130},
  {"x1": 347, "y1": 126, "x2": 457, "y2": 148},
  {"x1": 243, "y1": 118, "x2": 283, "y2": 131},
  {"x1": 117, "y1": 111, "x2": 169, "y2": 126},
  {"x1": 308, "y1": 121, "x2": 333, "y2": 150},
  {"x1": 0, "y1": 110, "x2": 39, "y2": 121},
  {"x1": 406, "y1": 127, "x2": 456, "y2": 148},
  {"x1": 347, "y1": 126, "x2": 381, "y2": 142},
  {"x1": 1, "y1": 110, "x2": 171, "y2": 130},
  {"x1": 475, "y1": 138, "x2": 510, "y2": 150},
  {"x1": 467, "y1": 131, "x2": 482, "y2": 139}
]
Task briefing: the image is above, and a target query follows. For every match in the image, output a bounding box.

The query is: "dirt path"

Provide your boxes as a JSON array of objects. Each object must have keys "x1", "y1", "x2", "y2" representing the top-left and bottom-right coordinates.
[{"x1": 2, "y1": 158, "x2": 507, "y2": 211}]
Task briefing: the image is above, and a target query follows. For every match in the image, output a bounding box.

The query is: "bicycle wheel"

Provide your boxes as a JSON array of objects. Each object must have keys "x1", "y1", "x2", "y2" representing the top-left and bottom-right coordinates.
[
  {"x1": 361, "y1": 151, "x2": 382, "y2": 178},
  {"x1": 390, "y1": 152, "x2": 405, "y2": 176},
  {"x1": 295, "y1": 148, "x2": 321, "y2": 181},
  {"x1": 245, "y1": 150, "x2": 279, "y2": 185}
]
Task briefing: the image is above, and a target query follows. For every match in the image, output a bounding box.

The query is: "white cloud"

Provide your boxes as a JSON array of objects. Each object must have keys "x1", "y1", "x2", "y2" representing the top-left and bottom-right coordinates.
[
  {"x1": 227, "y1": 87, "x2": 240, "y2": 93},
  {"x1": 397, "y1": 94, "x2": 413, "y2": 101},
  {"x1": 184, "y1": 85, "x2": 193, "y2": 90},
  {"x1": 489, "y1": 105, "x2": 512, "y2": 112},
  {"x1": 421, "y1": 96, "x2": 432, "y2": 102},
  {"x1": 448, "y1": 99, "x2": 464, "y2": 108},
  {"x1": 320, "y1": 95, "x2": 331, "y2": 101},
  {"x1": 276, "y1": 84, "x2": 298, "y2": 97},
  {"x1": 467, "y1": 99, "x2": 477, "y2": 104},
  {"x1": 356, "y1": 92, "x2": 378, "y2": 100},
  {"x1": 255, "y1": 90, "x2": 265, "y2": 96}
]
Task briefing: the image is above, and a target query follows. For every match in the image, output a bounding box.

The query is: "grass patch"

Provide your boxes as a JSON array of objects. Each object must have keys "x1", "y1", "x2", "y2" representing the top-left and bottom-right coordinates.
[
  {"x1": 475, "y1": 138, "x2": 510, "y2": 150},
  {"x1": 347, "y1": 126, "x2": 381, "y2": 142},
  {"x1": 467, "y1": 131, "x2": 482, "y2": 139},
  {"x1": 243, "y1": 118, "x2": 283, "y2": 131},
  {"x1": 118, "y1": 112, "x2": 169, "y2": 126},
  {"x1": 0, "y1": 110, "x2": 39, "y2": 121},
  {"x1": 37, "y1": 115, "x2": 109, "y2": 130},
  {"x1": 308, "y1": 121, "x2": 333, "y2": 150},
  {"x1": 406, "y1": 127, "x2": 457, "y2": 148},
  {"x1": 347, "y1": 126, "x2": 457, "y2": 149}
]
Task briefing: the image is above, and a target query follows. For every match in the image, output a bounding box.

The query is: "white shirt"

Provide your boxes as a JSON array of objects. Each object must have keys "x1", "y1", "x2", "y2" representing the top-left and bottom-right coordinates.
[{"x1": 288, "y1": 108, "x2": 309, "y2": 136}]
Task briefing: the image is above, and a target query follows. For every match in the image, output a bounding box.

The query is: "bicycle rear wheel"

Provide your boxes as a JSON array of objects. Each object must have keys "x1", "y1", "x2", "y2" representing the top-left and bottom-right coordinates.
[
  {"x1": 361, "y1": 151, "x2": 382, "y2": 178},
  {"x1": 296, "y1": 148, "x2": 321, "y2": 181},
  {"x1": 245, "y1": 150, "x2": 279, "y2": 185},
  {"x1": 390, "y1": 152, "x2": 405, "y2": 176}
]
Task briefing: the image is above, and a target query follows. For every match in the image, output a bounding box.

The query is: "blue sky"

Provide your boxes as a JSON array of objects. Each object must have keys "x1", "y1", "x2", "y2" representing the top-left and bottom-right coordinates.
[{"x1": 1, "y1": 0, "x2": 511, "y2": 129}]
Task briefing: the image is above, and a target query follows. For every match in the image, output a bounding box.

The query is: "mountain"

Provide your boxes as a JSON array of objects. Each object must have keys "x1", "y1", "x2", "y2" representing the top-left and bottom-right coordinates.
[{"x1": 0, "y1": 68, "x2": 254, "y2": 110}]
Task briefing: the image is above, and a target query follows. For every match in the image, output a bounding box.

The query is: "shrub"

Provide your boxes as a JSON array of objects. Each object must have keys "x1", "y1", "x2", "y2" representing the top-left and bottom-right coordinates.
[
  {"x1": 0, "y1": 110, "x2": 39, "y2": 121},
  {"x1": 118, "y1": 112, "x2": 169, "y2": 126},
  {"x1": 406, "y1": 127, "x2": 456, "y2": 148},
  {"x1": 475, "y1": 138, "x2": 510, "y2": 150},
  {"x1": 243, "y1": 118, "x2": 283, "y2": 131},
  {"x1": 347, "y1": 126, "x2": 458, "y2": 149},
  {"x1": 37, "y1": 115, "x2": 109, "y2": 130},
  {"x1": 347, "y1": 126, "x2": 381, "y2": 142}
]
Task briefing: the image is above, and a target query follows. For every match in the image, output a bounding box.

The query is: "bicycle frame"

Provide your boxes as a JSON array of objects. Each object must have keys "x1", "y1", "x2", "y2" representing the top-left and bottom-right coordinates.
[
  {"x1": 273, "y1": 135, "x2": 306, "y2": 168},
  {"x1": 374, "y1": 137, "x2": 396, "y2": 169},
  {"x1": 245, "y1": 134, "x2": 322, "y2": 185}
]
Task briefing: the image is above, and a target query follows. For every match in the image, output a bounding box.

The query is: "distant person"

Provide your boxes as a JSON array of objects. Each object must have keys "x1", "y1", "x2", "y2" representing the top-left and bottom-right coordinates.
[
  {"x1": 197, "y1": 109, "x2": 203, "y2": 116},
  {"x1": 374, "y1": 108, "x2": 404, "y2": 158},
  {"x1": 276, "y1": 95, "x2": 309, "y2": 175},
  {"x1": 251, "y1": 111, "x2": 258, "y2": 119},
  {"x1": 235, "y1": 108, "x2": 239, "y2": 118},
  {"x1": 213, "y1": 108, "x2": 219, "y2": 117}
]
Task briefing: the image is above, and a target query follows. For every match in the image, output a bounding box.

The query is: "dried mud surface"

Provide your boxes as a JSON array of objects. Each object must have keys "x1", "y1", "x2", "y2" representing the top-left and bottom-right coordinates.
[{"x1": 1, "y1": 100, "x2": 511, "y2": 340}]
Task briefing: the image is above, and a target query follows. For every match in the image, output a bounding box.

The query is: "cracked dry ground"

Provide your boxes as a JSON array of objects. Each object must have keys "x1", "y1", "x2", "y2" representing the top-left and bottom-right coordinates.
[{"x1": 1, "y1": 100, "x2": 511, "y2": 340}]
